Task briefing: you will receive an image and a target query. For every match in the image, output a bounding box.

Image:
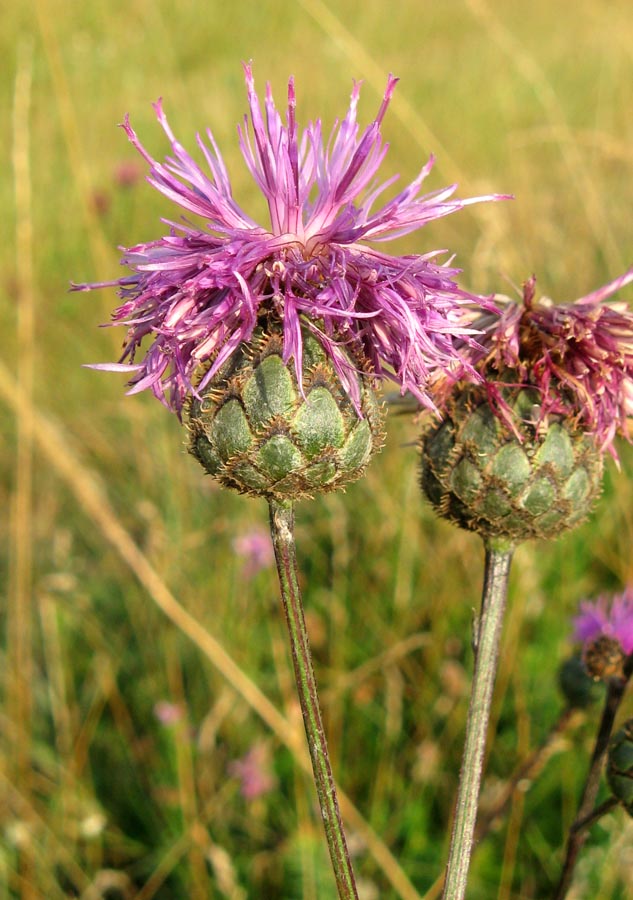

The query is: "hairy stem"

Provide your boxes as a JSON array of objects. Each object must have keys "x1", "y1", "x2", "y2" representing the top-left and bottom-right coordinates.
[
  {"x1": 441, "y1": 538, "x2": 514, "y2": 900},
  {"x1": 268, "y1": 499, "x2": 359, "y2": 900},
  {"x1": 553, "y1": 655, "x2": 633, "y2": 900}
]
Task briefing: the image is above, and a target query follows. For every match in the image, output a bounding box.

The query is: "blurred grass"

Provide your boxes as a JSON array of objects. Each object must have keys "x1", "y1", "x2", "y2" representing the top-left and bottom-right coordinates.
[{"x1": 2, "y1": 0, "x2": 633, "y2": 897}]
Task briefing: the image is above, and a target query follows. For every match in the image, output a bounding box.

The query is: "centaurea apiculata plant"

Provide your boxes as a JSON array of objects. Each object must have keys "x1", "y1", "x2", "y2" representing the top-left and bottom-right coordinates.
[
  {"x1": 547, "y1": 588, "x2": 633, "y2": 899},
  {"x1": 419, "y1": 271, "x2": 633, "y2": 900},
  {"x1": 74, "y1": 66, "x2": 506, "y2": 898}
]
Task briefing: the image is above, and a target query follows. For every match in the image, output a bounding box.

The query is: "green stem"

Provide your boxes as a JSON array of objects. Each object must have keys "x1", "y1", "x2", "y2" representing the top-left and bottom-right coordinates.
[
  {"x1": 441, "y1": 539, "x2": 514, "y2": 900},
  {"x1": 569, "y1": 796, "x2": 619, "y2": 836},
  {"x1": 268, "y1": 499, "x2": 359, "y2": 900}
]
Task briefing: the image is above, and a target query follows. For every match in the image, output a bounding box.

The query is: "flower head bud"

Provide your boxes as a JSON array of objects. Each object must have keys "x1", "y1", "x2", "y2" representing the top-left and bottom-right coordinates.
[
  {"x1": 582, "y1": 634, "x2": 626, "y2": 682},
  {"x1": 187, "y1": 322, "x2": 384, "y2": 500},
  {"x1": 573, "y1": 589, "x2": 633, "y2": 664},
  {"x1": 607, "y1": 719, "x2": 633, "y2": 816},
  {"x1": 420, "y1": 383, "x2": 602, "y2": 541},
  {"x1": 557, "y1": 655, "x2": 603, "y2": 709}
]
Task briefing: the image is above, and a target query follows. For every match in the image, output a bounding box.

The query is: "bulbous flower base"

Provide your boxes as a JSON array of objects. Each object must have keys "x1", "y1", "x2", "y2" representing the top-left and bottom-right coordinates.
[
  {"x1": 608, "y1": 719, "x2": 633, "y2": 816},
  {"x1": 187, "y1": 326, "x2": 384, "y2": 501},
  {"x1": 420, "y1": 386, "x2": 603, "y2": 541}
]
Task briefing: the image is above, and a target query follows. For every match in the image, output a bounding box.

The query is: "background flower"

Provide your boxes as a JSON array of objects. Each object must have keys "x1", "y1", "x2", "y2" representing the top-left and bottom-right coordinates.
[
  {"x1": 574, "y1": 589, "x2": 633, "y2": 656},
  {"x1": 232, "y1": 527, "x2": 274, "y2": 579},
  {"x1": 228, "y1": 742, "x2": 277, "y2": 800}
]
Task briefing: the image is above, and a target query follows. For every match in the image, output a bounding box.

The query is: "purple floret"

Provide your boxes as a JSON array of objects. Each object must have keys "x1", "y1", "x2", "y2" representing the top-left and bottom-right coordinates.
[
  {"x1": 74, "y1": 65, "x2": 507, "y2": 415},
  {"x1": 462, "y1": 271, "x2": 633, "y2": 458},
  {"x1": 573, "y1": 589, "x2": 633, "y2": 656}
]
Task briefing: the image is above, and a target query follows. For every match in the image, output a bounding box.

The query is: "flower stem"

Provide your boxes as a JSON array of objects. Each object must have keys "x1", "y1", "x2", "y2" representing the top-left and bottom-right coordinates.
[
  {"x1": 553, "y1": 656, "x2": 633, "y2": 900},
  {"x1": 441, "y1": 538, "x2": 514, "y2": 900},
  {"x1": 569, "y1": 796, "x2": 619, "y2": 836},
  {"x1": 268, "y1": 499, "x2": 359, "y2": 900}
]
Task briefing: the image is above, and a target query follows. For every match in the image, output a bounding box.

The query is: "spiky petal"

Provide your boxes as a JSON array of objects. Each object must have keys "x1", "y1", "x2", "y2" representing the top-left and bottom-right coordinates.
[
  {"x1": 73, "y1": 66, "x2": 507, "y2": 415},
  {"x1": 463, "y1": 271, "x2": 633, "y2": 458},
  {"x1": 573, "y1": 589, "x2": 633, "y2": 656}
]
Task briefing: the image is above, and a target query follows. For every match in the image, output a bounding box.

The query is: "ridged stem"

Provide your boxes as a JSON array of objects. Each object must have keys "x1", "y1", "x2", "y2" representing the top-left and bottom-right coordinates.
[
  {"x1": 268, "y1": 499, "x2": 359, "y2": 900},
  {"x1": 441, "y1": 538, "x2": 514, "y2": 900}
]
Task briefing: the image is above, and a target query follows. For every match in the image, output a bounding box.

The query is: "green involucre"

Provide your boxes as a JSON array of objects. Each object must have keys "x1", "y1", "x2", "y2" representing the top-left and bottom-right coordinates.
[
  {"x1": 420, "y1": 386, "x2": 603, "y2": 541},
  {"x1": 607, "y1": 719, "x2": 633, "y2": 815},
  {"x1": 187, "y1": 325, "x2": 384, "y2": 500}
]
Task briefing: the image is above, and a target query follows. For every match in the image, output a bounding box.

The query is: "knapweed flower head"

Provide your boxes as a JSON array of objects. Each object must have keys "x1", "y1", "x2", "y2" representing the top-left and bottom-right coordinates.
[
  {"x1": 574, "y1": 588, "x2": 633, "y2": 657},
  {"x1": 418, "y1": 269, "x2": 633, "y2": 542},
  {"x1": 463, "y1": 271, "x2": 633, "y2": 459},
  {"x1": 73, "y1": 64, "x2": 506, "y2": 416}
]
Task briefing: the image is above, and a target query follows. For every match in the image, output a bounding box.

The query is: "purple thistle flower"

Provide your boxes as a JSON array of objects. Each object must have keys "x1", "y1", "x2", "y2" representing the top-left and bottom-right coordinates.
[
  {"x1": 232, "y1": 527, "x2": 274, "y2": 579},
  {"x1": 228, "y1": 742, "x2": 277, "y2": 800},
  {"x1": 461, "y1": 271, "x2": 633, "y2": 458},
  {"x1": 73, "y1": 65, "x2": 507, "y2": 416},
  {"x1": 153, "y1": 700, "x2": 184, "y2": 726},
  {"x1": 573, "y1": 589, "x2": 633, "y2": 656}
]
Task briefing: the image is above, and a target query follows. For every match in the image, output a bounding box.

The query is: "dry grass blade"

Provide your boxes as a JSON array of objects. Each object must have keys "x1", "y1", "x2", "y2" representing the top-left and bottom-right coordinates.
[
  {"x1": 298, "y1": 0, "x2": 461, "y2": 184},
  {"x1": 465, "y1": 0, "x2": 624, "y2": 273},
  {"x1": 35, "y1": 0, "x2": 114, "y2": 279},
  {"x1": 9, "y1": 43, "x2": 37, "y2": 900}
]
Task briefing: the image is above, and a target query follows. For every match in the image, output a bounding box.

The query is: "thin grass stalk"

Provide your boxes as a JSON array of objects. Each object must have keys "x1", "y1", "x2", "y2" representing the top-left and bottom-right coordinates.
[
  {"x1": 441, "y1": 539, "x2": 514, "y2": 900},
  {"x1": 569, "y1": 796, "x2": 619, "y2": 835},
  {"x1": 268, "y1": 499, "x2": 359, "y2": 900},
  {"x1": 10, "y1": 45, "x2": 37, "y2": 900},
  {"x1": 474, "y1": 707, "x2": 581, "y2": 844}
]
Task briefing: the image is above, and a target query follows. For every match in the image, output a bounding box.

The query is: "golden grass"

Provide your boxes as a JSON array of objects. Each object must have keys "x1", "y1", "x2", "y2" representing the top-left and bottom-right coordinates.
[{"x1": 3, "y1": 0, "x2": 633, "y2": 896}]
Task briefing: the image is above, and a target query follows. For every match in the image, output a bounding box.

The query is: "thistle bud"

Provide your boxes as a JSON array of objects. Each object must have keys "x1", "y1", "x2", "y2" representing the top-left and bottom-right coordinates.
[
  {"x1": 607, "y1": 719, "x2": 633, "y2": 815},
  {"x1": 187, "y1": 325, "x2": 384, "y2": 501},
  {"x1": 573, "y1": 590, "x2": 633, "y2": 675},
  {"x1": 583, "y1": 635, "x2": 626, "y2": 682},
  {"x1": 420, "y1": 384, "x2": 603, "y2": 541},
  {"x1": 558, "y1": 655, "x2": 603, "y2": 709}
]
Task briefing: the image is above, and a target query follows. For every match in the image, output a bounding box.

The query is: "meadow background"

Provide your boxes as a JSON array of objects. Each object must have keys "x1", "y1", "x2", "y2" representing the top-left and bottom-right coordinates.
[{"x1": 2, "y1": 0, "x2": 633, "y2": 897}]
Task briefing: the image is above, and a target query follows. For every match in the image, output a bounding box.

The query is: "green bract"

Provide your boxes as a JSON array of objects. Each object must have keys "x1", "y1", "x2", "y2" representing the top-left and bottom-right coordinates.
[
  {"x1": 187, "y1": 325, "x2": 384, "y2": 501},
  {"x1": 420, "y1": 386, "x2": 603, "y2": 541},
  {"x1": 557, "y1": 656, "x2": 603, "y2": 710},
  {"x1": 607, "y1": 719, "x2": 633, "y2": 816}
]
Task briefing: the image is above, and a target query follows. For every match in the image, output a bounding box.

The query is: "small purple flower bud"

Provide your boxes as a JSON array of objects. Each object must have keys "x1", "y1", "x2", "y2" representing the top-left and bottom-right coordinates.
[
  {"x1": 153, "y1": 700, "x2": 184, "y2": 726},
  {"x1": 573, "y1": 589, "x2": 633, "y2": 658},
  {"x1": 557, "y1": 655, "x2": 603, "y2": 709},
  {"x1": 228, "y1": 742, "x2": 276, "y2": 800},
  {"x1": 582, "y1": 635, "x2": 626, "y2": 682},
  {"x1": 232, "y1": 527, "x2": 274, "y2": 578}
]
